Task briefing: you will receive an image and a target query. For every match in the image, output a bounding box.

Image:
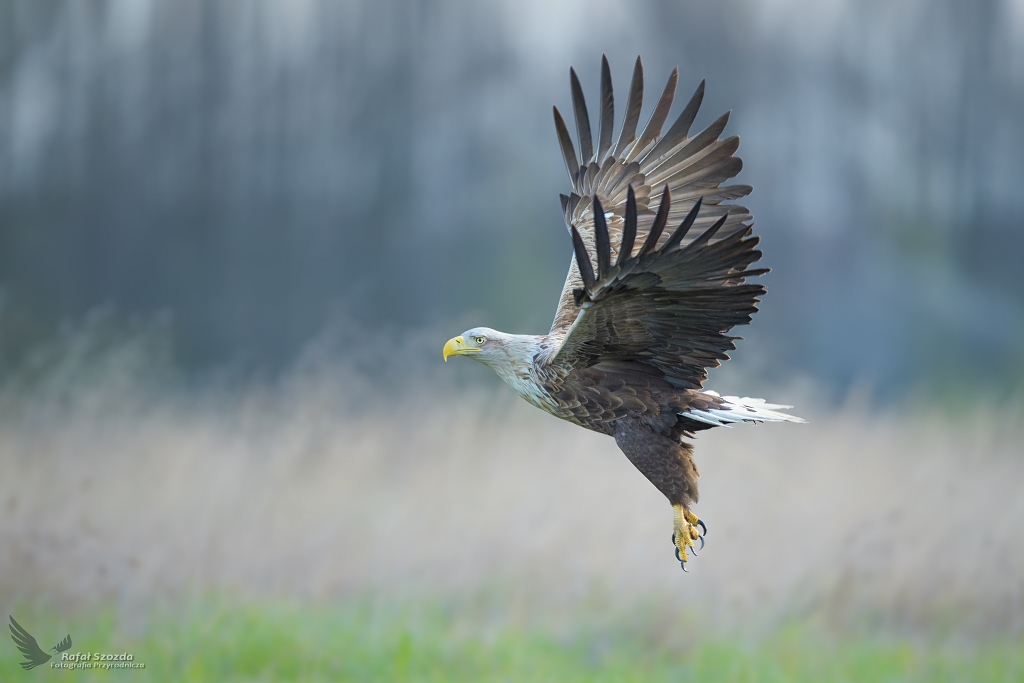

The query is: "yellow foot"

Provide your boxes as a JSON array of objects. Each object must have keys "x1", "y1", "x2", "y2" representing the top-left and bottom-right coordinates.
[{"x1": 672, "y1": 505, "x2": 706, "y2": 571}]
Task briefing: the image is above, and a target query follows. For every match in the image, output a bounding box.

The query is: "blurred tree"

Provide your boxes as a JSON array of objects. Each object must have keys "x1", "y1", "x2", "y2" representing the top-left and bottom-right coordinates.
[{"x1": 0, "y1": 0, "x2": 1022, "y2": 399}]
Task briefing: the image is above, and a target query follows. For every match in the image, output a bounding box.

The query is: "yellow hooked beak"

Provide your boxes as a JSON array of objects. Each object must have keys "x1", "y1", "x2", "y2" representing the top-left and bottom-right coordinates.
[{"x1": 443, "y1": 336, "x2": 481, "y2": 361}]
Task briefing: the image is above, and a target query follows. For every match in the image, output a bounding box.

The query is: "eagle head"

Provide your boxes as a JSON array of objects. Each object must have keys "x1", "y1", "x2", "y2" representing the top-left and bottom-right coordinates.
[{"x1": 442, "y1": 327, "x2": 502, "y2": 364}]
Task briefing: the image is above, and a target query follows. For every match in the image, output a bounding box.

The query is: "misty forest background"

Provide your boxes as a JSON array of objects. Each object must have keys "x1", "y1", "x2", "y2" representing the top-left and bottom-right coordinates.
[
  {"x1": 2, "y1": 1, "x2": 1024, "y2": 681},
  {"x1": 2, "y1": 0, "x2": 1023, "y2": 399}
]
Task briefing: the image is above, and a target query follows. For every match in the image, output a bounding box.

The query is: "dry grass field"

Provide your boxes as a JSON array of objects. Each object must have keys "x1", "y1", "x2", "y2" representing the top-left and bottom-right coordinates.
[{"x1": 1, "y1": 333, "x2": 1023, "y2": 679}]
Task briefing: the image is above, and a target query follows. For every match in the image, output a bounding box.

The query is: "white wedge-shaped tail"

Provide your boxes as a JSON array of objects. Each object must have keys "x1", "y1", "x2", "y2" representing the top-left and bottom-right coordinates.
[{"x1": 682, "y1": 390, "x2": 806, "y2": 428}]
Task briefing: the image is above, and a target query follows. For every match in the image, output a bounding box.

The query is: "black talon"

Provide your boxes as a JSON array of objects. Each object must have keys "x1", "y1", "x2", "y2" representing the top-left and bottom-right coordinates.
[
  {"x1": 675, "y1": 546, "x2": 682, "y2": 562},
  {"x1": 672, "y1": 533, "x2": 676, "y2": 545},
  {"x1": 680, "y1": 561, "x2": 688, "y2": 572},
  {"x1": 697, "y1": 519, "x2": 707, "y2": 537},
  {"x1": 698, "y1": 535, "x2": 705, "y2": 551}
]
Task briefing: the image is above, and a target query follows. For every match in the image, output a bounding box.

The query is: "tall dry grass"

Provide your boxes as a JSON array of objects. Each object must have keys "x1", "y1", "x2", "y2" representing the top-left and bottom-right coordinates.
[{"x1": 1, "y1": 326, "x2": 1022, "y2": 642}]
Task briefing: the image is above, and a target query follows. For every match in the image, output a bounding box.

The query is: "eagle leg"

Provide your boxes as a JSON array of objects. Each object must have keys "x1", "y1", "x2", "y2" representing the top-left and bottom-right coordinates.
[
  {"x1": 613, "y1": 416, "x2": 704, "y2": 569},
  {"x1": 672, "y1": 504, "x2": 705, "y2": 567}
]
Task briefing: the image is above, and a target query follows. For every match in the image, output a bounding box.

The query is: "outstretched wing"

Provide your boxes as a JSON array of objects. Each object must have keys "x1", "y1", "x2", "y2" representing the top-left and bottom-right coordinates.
[
  {"x1": 53, "y1": 634, "x2": 72, "y2": 653},
  {"x1": 9, "y1": 616, "x2": 52, "y2": 670},
  {"x1": 550, "y1": 55, "x2": 752, "y2": 333},
  {"x1": 548, "y1": 188, "x2": 765, "y2": 391}
]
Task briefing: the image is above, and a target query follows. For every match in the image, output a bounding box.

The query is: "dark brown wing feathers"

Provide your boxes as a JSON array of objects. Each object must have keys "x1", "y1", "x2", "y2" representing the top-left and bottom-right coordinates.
[
  {"x1": 627, "y1": 67, "x2": 678, "y2": 163},
  {"x1": 614, "y1": 57, "x2": 644, "y2": 157},
  {"x1": 617, "y1": 186, "x2": 638, "y2": 266},
  {"x1": 593, "y1": 196, "x2": 612, "y2": 276},
  {"x1": 639, "y1": 186, "x2": 674, "y2": 257},
  {"x1": 662, "y1": 193, "x2": 703, "y2": 252},
  {"x1": 550, "y1": 58, "x2": 754, "y2": 334},
  {"x1": 570, "y1": 68, "x2": 594, "y2": 166},
  {"x1": 553, "y1": 107, "x2": 579, "y2": 182},
  {"x1": 597, "y1": 55, "x2": 615, "y2": 163},
  {"x1": 570, "y1": 226, "x2": 596, "y2": 291},
  {"x1": 644, "y1": 79, "x2": 705, "y2": 166},
  {"x1": 551, "y1": 188, "x2": 765, "y2": 393}
]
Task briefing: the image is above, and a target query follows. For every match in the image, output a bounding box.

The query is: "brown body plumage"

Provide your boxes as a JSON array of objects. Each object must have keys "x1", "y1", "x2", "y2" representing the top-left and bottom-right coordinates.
[{"x1": 443, "y1": 56, "x2": 803, "y2": 569}]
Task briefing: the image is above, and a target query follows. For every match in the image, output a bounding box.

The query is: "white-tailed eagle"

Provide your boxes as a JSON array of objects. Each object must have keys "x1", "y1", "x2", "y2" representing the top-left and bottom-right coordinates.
[{"x1": 443, "y1": 56, "x2": 803, "y2": 569}]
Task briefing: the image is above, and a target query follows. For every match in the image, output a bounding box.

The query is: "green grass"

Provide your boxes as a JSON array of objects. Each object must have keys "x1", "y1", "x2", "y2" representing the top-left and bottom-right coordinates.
[{"x1": 3, "y1": 600, "x2": 1023, "y2": 682}]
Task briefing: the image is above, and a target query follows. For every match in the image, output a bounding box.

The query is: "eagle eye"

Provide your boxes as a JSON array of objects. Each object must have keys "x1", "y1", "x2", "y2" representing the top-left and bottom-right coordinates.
[{"x1": 474, "y1": 336, "x2": 486, "y2": 345}]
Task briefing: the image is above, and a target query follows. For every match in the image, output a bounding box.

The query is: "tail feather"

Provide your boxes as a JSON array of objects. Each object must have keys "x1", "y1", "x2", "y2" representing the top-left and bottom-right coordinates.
[{"x1": 681, "y1": 390, "x2": 806, "y2": 428}]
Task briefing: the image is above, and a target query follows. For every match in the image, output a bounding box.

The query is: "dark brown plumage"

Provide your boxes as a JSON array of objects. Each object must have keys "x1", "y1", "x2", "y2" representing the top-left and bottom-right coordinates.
[{"x1": 444, "y1": 56, "x2": 802, "y2": 569}]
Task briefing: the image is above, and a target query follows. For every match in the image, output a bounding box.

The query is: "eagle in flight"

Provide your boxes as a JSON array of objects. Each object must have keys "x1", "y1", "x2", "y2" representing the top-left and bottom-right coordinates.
[{"x1": 443, "y1": 56, "x2": 803, "y2": 569}]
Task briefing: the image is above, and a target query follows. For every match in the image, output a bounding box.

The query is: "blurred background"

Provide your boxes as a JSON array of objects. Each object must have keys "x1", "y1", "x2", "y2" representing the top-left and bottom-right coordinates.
[
  {"x1": 2, "y1": 0, "x2": 1023, "y2": 397},
  {"x1": 1, "y1": 0, "x2": 1023, "y2": 679}
]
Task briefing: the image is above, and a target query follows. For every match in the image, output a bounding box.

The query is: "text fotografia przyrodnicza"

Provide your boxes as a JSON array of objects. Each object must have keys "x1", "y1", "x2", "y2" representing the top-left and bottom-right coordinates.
[{"x1": 52, "y1": 652, "x2": 145, "y2": 669}]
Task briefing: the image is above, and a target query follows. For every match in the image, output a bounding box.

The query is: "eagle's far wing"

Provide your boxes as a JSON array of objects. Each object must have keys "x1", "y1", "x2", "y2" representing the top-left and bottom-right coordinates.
[
  {"x1": 548, "y1": 188, "x2": 766, "y2": 391},
  {"x1": 550, "y1": 55, "x2": 752, "y2": 334},
  {"x1": 9, "y1": 616, "x2": 52, "y2": 670}
]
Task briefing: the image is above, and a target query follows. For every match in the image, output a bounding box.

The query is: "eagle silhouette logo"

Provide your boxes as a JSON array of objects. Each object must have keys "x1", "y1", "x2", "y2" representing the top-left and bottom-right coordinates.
[{"x1": 8, "y1": 616, "x2": 72, "y2": 670}]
